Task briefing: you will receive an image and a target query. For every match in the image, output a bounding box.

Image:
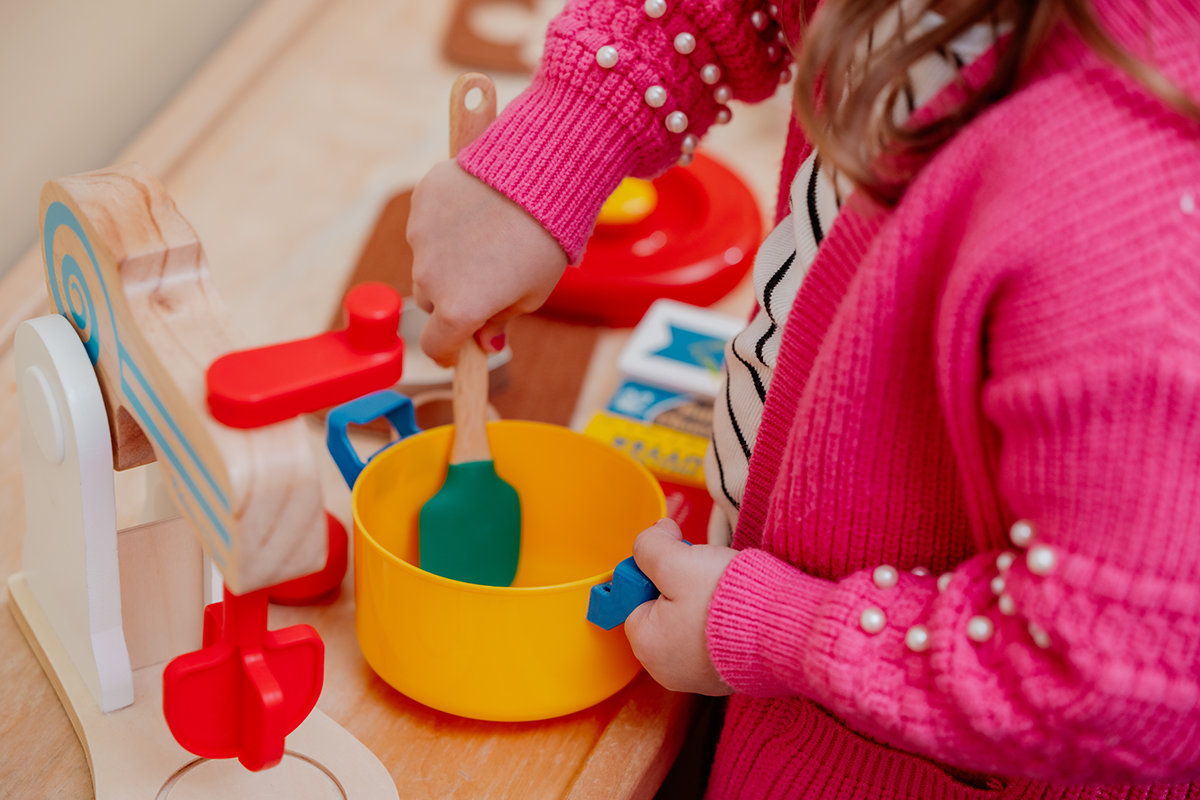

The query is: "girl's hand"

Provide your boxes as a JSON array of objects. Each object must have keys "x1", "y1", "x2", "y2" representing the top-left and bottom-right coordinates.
[
  {"x1": 624, "y1": 519, "x2": 737, "y2": 696},
  {"x1": 407, "y1": 160, "x2": 569, "y2": 366}
]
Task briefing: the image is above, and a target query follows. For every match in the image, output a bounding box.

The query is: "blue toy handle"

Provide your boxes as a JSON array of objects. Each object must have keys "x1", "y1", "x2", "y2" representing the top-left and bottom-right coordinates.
[
  {"x1": 587, "y1": 541, "x2": 691, "y2": 630},
  {"x1": 326, "y1": 389, "x2": 421, "y2": 488}
]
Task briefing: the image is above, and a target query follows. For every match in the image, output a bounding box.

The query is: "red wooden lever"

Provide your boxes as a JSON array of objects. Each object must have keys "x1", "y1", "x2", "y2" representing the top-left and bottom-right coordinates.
[
  {"x1": 206, "y1": 282, "x2": 404, "y2": 428},
  {"x1": 162, "y1": 587, "x2": 324, "y2": 771}
]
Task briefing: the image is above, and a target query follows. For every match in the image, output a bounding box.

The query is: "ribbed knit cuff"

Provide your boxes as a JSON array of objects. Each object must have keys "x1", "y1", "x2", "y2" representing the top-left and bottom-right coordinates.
[
  {"x1": 706, "y1": 548, "x2": 832, "y2": 697},
  {"x1": 457, "y1": 80, "x2": 646, "y2": 264}
]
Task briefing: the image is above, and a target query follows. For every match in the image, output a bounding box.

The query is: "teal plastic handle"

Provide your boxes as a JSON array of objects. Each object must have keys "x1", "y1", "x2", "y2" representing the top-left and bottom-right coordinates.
[{"x1": 587, "y1": 541, "x2": 691, "y2": 630}]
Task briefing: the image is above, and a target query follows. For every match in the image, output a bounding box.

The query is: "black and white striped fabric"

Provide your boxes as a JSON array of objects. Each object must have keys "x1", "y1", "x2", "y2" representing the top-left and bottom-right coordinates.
[{"x1": 704, "y1": 9, "x2": 1000, "y2": 545}]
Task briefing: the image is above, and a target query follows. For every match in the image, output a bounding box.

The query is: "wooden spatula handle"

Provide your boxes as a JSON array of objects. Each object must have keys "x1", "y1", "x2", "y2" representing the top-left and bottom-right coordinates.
[
  {"x1": 449, "y1": 73, "x2": 497, "y2": 158},
  {"x1": 451, "y1": 337, "x2": 491, "y2": 463},
  {"x1": 447, "y1": 73, "x2": 498, "y2": 465}
]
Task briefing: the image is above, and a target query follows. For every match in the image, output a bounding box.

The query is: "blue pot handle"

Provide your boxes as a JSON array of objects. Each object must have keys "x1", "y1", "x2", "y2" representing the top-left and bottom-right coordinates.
[
  {"x1": 587, "y1": 541, "x2": 691, "y2": 630},
  {"x1": 326, "y1": 389, "x2": 421, "y2": 488}
]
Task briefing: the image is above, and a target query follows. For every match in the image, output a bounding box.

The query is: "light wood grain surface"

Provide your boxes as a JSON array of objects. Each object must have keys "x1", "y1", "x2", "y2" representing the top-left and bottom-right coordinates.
[{"x1": 0, "y1": 0, "x2": 789, "y2": 796}]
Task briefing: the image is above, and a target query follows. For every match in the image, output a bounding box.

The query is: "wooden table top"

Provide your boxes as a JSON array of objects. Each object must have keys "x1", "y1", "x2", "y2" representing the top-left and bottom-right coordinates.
[{"x1": 0, "y1": 0, "x2": 788, "y2": 796}]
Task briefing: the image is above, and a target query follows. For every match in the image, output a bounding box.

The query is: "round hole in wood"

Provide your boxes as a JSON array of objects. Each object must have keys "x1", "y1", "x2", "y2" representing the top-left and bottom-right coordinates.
[{"x1": 157, "y1": 752, "x2": 346, "y2": 800}]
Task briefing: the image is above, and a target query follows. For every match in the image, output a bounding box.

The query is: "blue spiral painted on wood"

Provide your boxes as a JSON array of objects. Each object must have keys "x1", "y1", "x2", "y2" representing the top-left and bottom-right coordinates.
[
  {"x1": 43, "y1": 203, "x2": 102, "y2": 365},
  {"x1": 41, "y1": 200, "x2": 233, "y2": 557}
]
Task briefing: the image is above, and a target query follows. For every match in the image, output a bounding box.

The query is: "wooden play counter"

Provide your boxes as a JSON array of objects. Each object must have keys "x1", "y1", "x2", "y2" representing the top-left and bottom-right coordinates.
[{"x1": 0, "y1": 0, "x2": 788, "y2": 796}]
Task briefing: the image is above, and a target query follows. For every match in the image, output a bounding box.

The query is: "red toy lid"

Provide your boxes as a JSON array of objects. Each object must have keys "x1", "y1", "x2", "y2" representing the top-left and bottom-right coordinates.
[{"x1": 542, "y1": 152, "x2": 762, "y2": 328}]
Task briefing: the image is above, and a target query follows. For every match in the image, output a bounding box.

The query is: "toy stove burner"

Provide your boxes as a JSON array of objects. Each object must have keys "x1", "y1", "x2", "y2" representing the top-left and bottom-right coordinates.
[{"x1": 543, "y1": 151, "x2": 762, "y2": 328}]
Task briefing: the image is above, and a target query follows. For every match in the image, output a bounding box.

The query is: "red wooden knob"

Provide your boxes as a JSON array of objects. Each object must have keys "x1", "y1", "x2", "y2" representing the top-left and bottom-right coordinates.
[{"x1": 345, "y1": 282, "x2": 401, "y2": 353}]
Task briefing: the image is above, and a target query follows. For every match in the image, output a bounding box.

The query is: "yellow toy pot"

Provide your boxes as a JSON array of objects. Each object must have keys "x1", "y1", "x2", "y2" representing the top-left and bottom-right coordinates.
[{"x1": 328, "y1": 391, "x2": 665, "y2": 722}]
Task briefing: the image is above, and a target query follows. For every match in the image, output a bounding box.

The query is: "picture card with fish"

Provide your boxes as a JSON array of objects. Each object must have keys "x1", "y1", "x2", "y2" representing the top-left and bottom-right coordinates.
[{"x1": 617, "y1": 299, "x2": 744, "y2": 399}]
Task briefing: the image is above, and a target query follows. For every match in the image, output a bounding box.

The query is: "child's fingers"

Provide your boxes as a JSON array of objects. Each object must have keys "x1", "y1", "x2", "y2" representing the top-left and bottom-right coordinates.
[
  {"x1": 623, "y1": 596, "x2": 658, "y2": 662},
  {"x1": 476, "y1": 305, "x2": 524, "y2": 354},
  {"x1": 411, "y1": 283, "x2": 431, "y2": 315},
  {"x1": 632, "y1": 518, "x2": 687, "y2": 597},
  {"x1": 419, "y1": 306, "x2": 474, "y2": 367},
  {"x1": 648, "y1": 517, "x2": 683, "y2": 539},
  {"x1": 624, "y1": 595, "x2": 652, "y2": 639},
  {"x1": 624, "y1": 592, "x2": 678, "y2": 682},
  {"x1": 474, "y1": 323, "x2": 506, "y2": 355}
]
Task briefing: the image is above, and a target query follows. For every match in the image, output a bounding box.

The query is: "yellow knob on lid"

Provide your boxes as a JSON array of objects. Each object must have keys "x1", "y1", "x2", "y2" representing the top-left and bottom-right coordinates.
[{"x1": 597, "y1": 178, "x2": 658, "y2": 226}]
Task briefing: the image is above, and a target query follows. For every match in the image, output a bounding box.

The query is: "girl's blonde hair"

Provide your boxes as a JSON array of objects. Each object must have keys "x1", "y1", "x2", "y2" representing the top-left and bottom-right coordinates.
[{"x1": 792, "y1": 0, "x2": 1200, "y2": 205}]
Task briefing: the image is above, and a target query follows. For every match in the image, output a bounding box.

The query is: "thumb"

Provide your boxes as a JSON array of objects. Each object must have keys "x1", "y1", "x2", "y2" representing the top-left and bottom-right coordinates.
[{"x1": 631, "y1": 518, "x2": 687, "y2": 597}]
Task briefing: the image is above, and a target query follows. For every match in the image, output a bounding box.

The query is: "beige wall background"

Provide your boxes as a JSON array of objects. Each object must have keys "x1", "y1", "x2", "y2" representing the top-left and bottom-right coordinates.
[{"x1": 0, "y1": 0, "x2": 262, "y2": 280}]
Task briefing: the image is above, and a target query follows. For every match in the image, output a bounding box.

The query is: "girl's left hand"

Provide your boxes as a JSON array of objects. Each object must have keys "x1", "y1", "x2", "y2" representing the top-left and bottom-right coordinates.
[{"x1": 624, "y1": 519, "x2": 738, "y2": 696}]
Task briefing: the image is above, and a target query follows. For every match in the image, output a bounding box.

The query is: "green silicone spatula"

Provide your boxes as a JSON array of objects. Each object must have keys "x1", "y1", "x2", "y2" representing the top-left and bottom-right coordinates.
[{"x1": 418, "y1": 73, "x2": 521, "y2": 586}]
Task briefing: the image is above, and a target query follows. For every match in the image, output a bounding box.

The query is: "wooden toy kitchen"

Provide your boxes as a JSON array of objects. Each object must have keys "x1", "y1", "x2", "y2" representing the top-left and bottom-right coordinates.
[{"x1": 0, "y1": 2, "x2": 789, "y2": 797}]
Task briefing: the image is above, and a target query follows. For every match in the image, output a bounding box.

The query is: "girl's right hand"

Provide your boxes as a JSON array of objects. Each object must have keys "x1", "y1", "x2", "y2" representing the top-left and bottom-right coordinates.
[{"x1": 407, "y1": 159, "x2": 569, "y2": 366}]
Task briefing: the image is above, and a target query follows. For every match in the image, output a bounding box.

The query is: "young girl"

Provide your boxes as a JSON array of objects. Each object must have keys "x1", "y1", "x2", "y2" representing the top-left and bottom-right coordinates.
[{"x1": 407, "y1": 0, "x2": 1200, "y2": 796}]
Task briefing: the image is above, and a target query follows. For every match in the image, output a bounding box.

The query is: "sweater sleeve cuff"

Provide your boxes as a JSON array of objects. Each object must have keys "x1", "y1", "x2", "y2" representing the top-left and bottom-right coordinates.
[
  {"x1": 457, "y1": 79, "x2": 646, "y2": 264},
  {"x1": 706, "y1": 548, "x2": 833, "y2": 697}
]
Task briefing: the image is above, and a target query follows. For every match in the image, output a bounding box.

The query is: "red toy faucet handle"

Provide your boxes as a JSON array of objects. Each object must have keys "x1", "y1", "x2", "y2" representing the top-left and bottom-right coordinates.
[
  {"x1": 163, "y1": 587, "x2": 324, "y2": 771},
  {"x1": 205, "y1": 282, "x2": 405, "y2": 429},
  {"x1": 345, "y1": 282, "x2": 401, "y2": 352}
]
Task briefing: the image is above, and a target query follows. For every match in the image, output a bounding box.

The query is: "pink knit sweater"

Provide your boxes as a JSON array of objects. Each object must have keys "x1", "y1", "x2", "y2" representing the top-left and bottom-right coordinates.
[{"x1": 460, "y1": 0, "x2": 1200, "y2": 797}]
